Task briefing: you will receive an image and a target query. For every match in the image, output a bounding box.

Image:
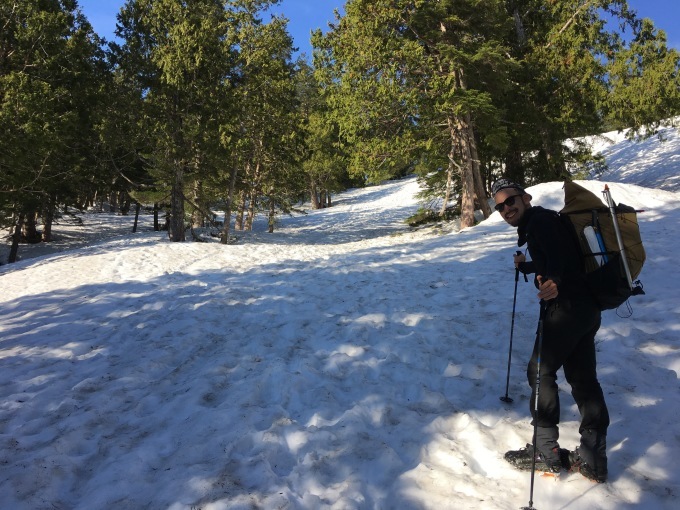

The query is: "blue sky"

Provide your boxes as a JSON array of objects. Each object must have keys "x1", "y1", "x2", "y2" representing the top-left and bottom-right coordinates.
[
  {"x1": 619, "y1": 0, "x2": 680, "y2": 49},
  {"x1": 78, "y1": 0, "x2": 342, "y2": 57},
  {"x1": 79, "y1": 0, "x2": 679, "y2": 54}
]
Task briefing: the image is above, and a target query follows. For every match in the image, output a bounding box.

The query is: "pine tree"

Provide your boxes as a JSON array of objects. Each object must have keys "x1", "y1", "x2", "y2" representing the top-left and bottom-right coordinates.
[
  {"x1": 315, "y1": 0, "x2": 511, "y2": 227},
  {"x1": 0, "y1": 0, "x2": 104, "y2": 259},
  {"x1": 219, "y1": 4, "x2": 300, "y2": 240},
  {"x1": 606, "y1": 18, "x2": 680, "y2": 136},
  {"x1": 114, "y1": 0, "x2": 233, "y2": 242},
  {"x1": 295, "y1": 58, "x2": 350, "y2": 210},
  {"x1": 501, "y1": 0, "x2": 679, "y2": 182}
]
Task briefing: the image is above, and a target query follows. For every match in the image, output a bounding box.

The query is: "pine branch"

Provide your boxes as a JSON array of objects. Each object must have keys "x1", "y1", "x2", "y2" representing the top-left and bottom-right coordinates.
[{"x1": 545, "y1": 1, "x2": 596, "y2": 50}]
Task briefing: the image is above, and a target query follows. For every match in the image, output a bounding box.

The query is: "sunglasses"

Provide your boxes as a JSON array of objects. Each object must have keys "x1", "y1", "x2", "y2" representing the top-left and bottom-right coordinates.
[{"x1": 494, "y1": 194, "x2": 524, "y2": 212}]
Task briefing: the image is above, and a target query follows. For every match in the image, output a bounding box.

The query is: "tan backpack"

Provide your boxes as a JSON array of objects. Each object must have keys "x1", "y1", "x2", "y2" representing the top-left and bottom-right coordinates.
[{"x1": 559, "y1": 181, "x2": 646, "y2": 311}]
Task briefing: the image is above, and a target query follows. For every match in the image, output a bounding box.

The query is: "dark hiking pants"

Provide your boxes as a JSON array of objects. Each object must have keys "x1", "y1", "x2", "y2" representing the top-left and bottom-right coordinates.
[{"x1": 526, "y1": 297, "x2": 610, "y2": 443}]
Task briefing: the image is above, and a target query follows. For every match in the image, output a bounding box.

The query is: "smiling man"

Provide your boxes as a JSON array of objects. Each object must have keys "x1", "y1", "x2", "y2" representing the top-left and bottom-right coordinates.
[{"x1": 492, "y1": 178, "x2": 610, "y2": 483}]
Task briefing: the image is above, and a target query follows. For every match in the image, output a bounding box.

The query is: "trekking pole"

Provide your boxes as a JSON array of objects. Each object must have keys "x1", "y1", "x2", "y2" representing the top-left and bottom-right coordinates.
[
  {"x1": 602, "y1": 185, "x2": 634, "y2": 290},
  {"x1": 501, "y1": 251, "x2": 526, "y2": 403},
  {"x1": 522, "y1": 300, "x2": 547, "y2": 510},
  {"x1": 602, "y1": 185, "x2": 645, "y2": 299}
]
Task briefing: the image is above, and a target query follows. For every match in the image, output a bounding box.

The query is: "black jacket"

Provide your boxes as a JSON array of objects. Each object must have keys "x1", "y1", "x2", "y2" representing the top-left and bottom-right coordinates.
[{"x1": 516, "y1": 206, "x2": 590, "y2": 299}]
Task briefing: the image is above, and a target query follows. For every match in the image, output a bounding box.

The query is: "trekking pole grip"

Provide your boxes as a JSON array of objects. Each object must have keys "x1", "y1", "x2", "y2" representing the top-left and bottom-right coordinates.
[{"x1": 515, "y1": 250, "x2": 528, "y2": 282}]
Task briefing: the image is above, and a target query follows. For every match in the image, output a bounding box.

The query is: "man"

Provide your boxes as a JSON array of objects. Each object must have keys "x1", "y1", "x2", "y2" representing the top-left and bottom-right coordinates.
[{"x1": 492, "y1": 178, "x2": 609, "y2": 483}]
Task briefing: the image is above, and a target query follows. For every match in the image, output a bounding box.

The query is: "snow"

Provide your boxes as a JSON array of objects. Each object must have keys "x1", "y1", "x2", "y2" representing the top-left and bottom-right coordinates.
[
  {"x1": 583, "y1": 121, "x2": 680, "y2": 191},
  {"x1": 1, "y1": 130, "x2": 679, "y2": 509}
]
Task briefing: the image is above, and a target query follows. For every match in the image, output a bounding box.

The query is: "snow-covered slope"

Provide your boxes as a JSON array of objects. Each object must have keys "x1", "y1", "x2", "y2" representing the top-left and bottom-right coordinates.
[
  {"x1": 585, "y1": 122, "x2": 680, "y2": 191},
  {"x1": 1, "y1": 134, "x2": 679, "y2": 509}
]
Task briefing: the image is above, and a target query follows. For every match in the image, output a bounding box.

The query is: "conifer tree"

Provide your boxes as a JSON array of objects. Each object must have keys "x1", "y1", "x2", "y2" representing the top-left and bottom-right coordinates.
[
  {"x1": 606, "y1": 18, "x2": 680, "y2": 136},
  {"x1": 294, "y1": 58, "x2": 350, "y2": 209},
  {"x1": 502, "y1": 1, "x2": 679, "y2": 182},
  {"x1": 316, "y1": 0, "x2": 510, "y2": 227},
  {"x1": 219, "y1": 4, "x2": 300, "y2": 239},
  {"x1": 114, "y1": 0, "x2": 233, "y2": 241},
  {"x1": 0, "y1": 0, "x2": 103, "y2": 259}
]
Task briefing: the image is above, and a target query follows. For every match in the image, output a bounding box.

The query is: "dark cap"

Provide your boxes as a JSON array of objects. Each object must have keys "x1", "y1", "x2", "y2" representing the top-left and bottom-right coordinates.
[{"x1": 491, "y1": 178, "x2": 526, "y2": 196}]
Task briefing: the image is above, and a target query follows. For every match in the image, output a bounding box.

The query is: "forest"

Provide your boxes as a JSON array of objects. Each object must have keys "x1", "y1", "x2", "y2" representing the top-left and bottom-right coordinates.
[{"x1": 1, "y1": 0, "x2": 679, "y2": 261}]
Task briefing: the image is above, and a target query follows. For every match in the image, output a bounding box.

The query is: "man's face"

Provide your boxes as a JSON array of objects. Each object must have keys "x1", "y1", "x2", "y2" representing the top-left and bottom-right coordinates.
[{"x1": 494, "y1": 188, "x2": 531, "y2": 227}]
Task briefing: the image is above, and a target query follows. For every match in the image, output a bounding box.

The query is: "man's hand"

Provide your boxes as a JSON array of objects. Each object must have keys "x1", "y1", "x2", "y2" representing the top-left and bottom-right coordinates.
[
  {"x1": 537, "y1": 275, "x2": 558, "y2": 301},
  {"x1": 513, "y1": 252, "x2": 525, "y2": 268}
]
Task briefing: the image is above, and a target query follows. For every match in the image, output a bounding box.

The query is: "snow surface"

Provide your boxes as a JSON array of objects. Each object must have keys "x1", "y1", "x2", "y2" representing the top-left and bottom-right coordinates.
[
  {"x1": 583, "y1": 121, "x2": 680, "y2": 191},
  {"x1": 1, "y1": 131, "x2": 679, "y2": 509}
]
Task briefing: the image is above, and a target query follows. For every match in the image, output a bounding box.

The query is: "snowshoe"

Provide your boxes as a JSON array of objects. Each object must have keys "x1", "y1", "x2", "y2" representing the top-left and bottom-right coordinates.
[
  {"x1": 567, "y1": 448, "x2": 608, "y2": 483},
  {"x1": 505, "y1": 443, "x2": 571, "y2": 474}
]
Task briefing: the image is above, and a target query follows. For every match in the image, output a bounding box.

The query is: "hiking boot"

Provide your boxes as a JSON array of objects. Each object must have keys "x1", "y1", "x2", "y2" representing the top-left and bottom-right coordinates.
[
  {"x1": 573, "y1": 430, "x2": 608, "y2": 483},
  {"x1": 568, "y1": 448, "x2": 608, "y2": 483},
  {"x1": 504, "y1": 443, "x2": 568, "y2": 474}
]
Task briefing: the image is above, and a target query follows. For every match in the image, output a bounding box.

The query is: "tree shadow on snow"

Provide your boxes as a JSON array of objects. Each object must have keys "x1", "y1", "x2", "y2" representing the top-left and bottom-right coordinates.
[{"x1": 0, "y1": 231, "x2": 676, "y2": 509}]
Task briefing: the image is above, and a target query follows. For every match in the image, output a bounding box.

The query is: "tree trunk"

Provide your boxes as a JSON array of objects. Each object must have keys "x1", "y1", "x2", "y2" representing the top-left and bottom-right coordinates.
[
  {"x1": 22, "y1": 211, "x2": 41, "y2": 243},
  {"x1": 153, "y1": 202, "x2": 160, "y2": 231},
  {"x1": 236, "y1": 190, "x2": 246, "y2": 231},
  {"x1": 245, "y1": 160, "x2": 261, "y2": 231},
  {"x1": 453, "y1": 116, "x2": 476, "y2": 229},
  {"x1": 133, "y1": 202, "x2": 141, "y2": 233},
  {"x1": 109, "y1": 191, "x2": 118, "y2": 213},
  {"x1": 465, "y1": 117, "x2": 491, "y2": 218},
  {"x1": 169, "y1": 163, "x2": 185, "y2": 241},
  {"x1": 511, "y1": 4, "x2": 527, "y2": 47},
  {"x1": 191, "y1": 179, "x2": 204, "y2": 228},
  {"x1": 221, "y1": 166, "x2": 239, "y2": 244},
  {"x1": 456, "y1": 68, "x2": 490, "y2": 220},
  {"x1": 268, "y1": 196, "x2": 275, "y2": 233},
  {"x1": 246, "y1": 187, "x2": 257, "y2": 231},
  {"x1": 236, "y1": 160, "x2": 252, "y2": 231},
  {"x1": 42, "y1": 195, "x2": 56, "y2": 242},
  {"x1": 8, "y1": 213, "x2": 24, "y2": 263},
  {"x1": 310, "y1": 178, "x2": 320, "y2": 209},
  {"x1": 120, "y1": 192, "x2": 131, "y2": 215}
]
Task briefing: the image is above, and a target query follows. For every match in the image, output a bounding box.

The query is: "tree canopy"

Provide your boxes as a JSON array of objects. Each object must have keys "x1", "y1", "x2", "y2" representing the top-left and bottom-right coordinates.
[{"x1": 1, "y1": 0, "x2": 678, "y2": 259}]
